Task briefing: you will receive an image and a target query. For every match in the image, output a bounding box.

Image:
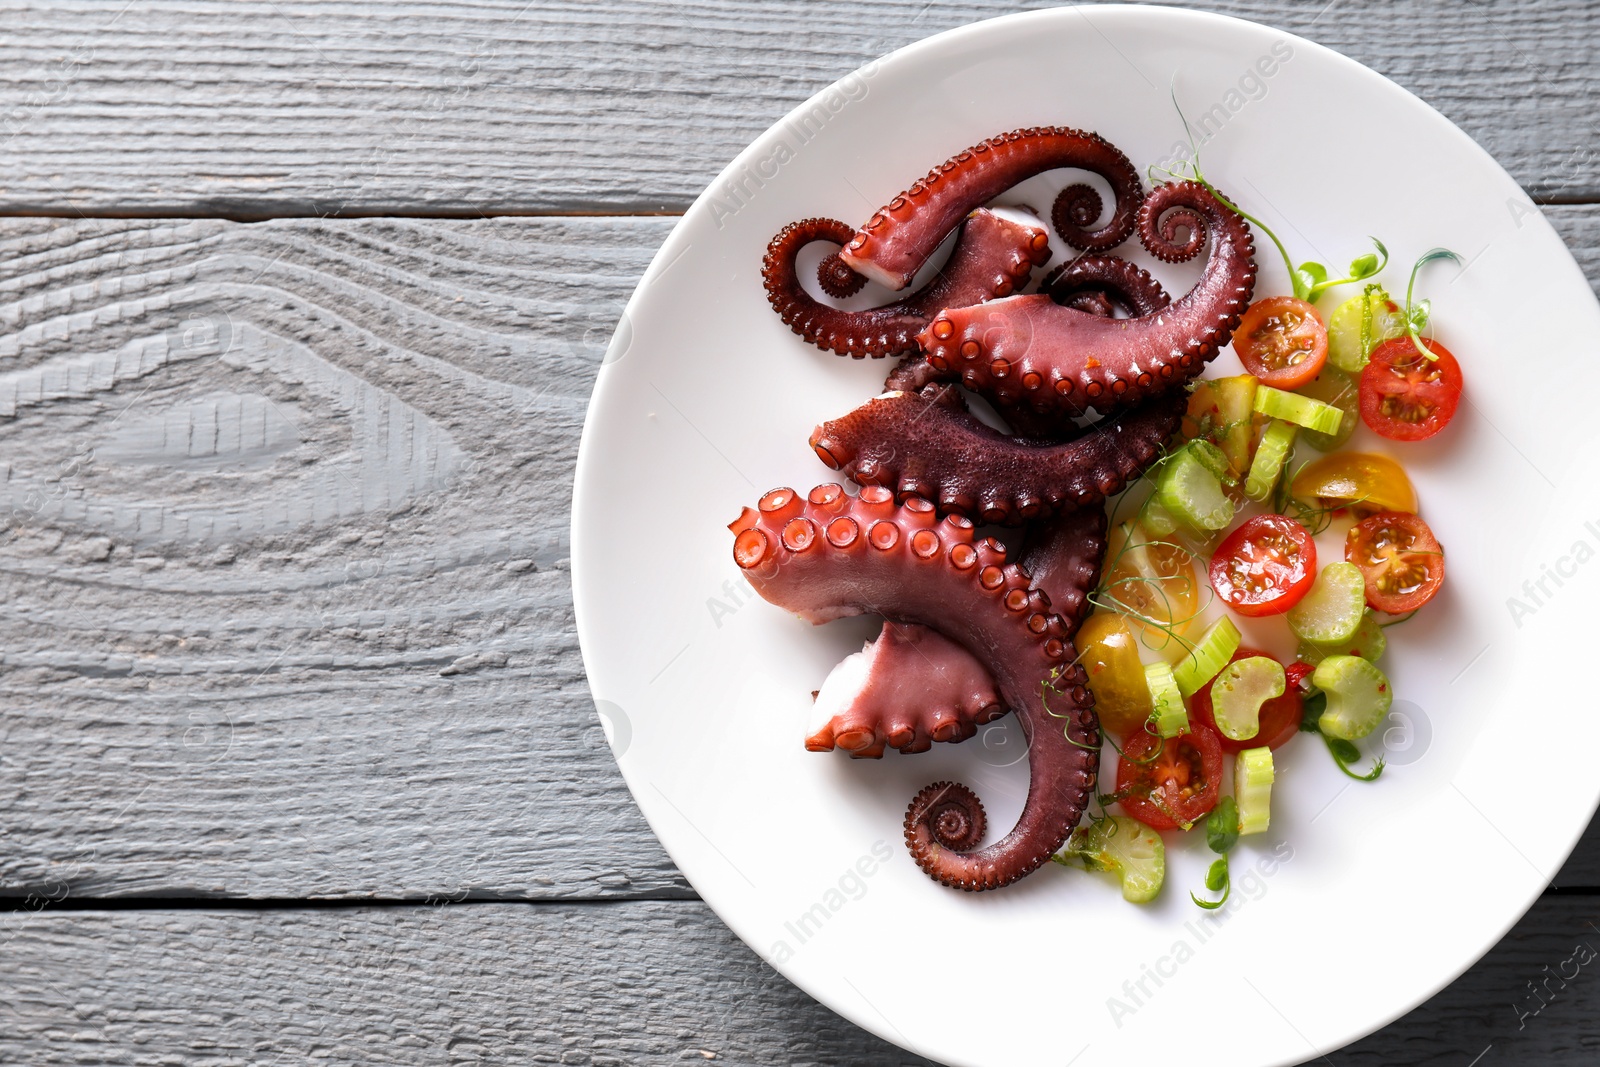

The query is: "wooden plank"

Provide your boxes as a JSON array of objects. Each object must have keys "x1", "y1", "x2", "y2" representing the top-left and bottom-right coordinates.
[
  {"x1": 3, "y1": 896, "x2": 1599, "y2": 1064},
  {"x1": 1, "y1": 0, "x2": 1596, "y2": 216},
  {"x1": 3, "y1": 209, "x2": 1599, "y2": 905},
  {"x1": 1551, "y1": 204, "x2": 1600, "y2": 291},
  {"x1": 0, "y1": 214, "x2": 689, "y2": 900}
]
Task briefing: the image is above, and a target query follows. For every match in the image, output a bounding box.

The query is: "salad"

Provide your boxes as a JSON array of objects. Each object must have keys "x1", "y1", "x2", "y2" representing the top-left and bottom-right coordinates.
[{"x1": 1054, "y1": 196, "x2": 1460, "y2": 908}]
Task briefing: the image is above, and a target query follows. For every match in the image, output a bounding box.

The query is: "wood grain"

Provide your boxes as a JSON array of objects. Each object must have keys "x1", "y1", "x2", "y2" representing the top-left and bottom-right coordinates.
[
  {"x1": 0, "y1": 214, "x2": 690, "y2": 901},
  {"x1": 0, "y1": 0, "x2": 1596, "y2": 216},
  {"x1": 4, "y1": 208, "x2": 1600, "y2": 906},
  {"x1": 3, "y1": 898, "x2": 1600, "y2": 1065}
]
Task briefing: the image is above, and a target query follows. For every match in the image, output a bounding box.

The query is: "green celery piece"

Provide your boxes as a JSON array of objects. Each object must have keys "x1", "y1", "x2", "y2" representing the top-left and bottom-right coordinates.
[
  {"x1": 1313, "y1": 654, "x2": 1393, "y2": 741},
  {"x1": 1209, "y1": 656, "x2": 1287, "y2": 741},
  {"x1": 1287, "y1": 562, "x2": 1365, "y2": 645}
]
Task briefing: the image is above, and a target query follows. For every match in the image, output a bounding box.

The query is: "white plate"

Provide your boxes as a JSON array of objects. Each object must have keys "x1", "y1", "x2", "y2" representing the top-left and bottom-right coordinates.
[{"x1": 572, "y1": 6, "x2": 1600, "y2": 1065}]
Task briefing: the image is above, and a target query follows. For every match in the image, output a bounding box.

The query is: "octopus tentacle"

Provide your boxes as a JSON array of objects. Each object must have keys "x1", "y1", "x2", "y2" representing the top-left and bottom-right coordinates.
[
  {"x1": 762, "y1": 209, "x2": 1051, "y2": 359},
  {"x1": 1055, "y1": 289, "x2": 1117, "y2": 318},
  {"x1": 1051, "y1": 183, "x2": 1106, "y2": 251},
  {"x1": 918, "y1": 181, "x2": 1256, "y2": 417},
  {"x1": 810, "y1": 388, "x2": 1184, "y2": 526},
  {"x1": 808, "y1": 509, "x2": 1108, "y2": 759},
  {"x1": 731, "y1": 485, "x2": 1098, "y2": 891},
  {"x1": 1019, "y1": 507, "x2": 1109, "y2": 638},
  {"x1": 1000, "y1": 256, "x2": 1171, "y2": 439},
  {"x1": 883, "y1": 353, "x2": 948, "y2": 395},
  {"x1": 906, "y1": 781, "x2": 987, "y2": 854},
  {"x1": 1040, "y1": 254, "x2": 1173, "y2": 318},
  {"x1": 807, "y1": 618, "x2": 1006, "y2": 758},
  {"x1": 816, "y1": 251, "x2": 867, "y2": 299},
  {"x1": 837, "y1": 127, "x2": 1145, "y2": 291}
]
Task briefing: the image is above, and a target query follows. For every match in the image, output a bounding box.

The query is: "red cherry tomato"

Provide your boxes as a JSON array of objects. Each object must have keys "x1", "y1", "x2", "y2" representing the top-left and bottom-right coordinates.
[
  {"x1": 1115, "y1": 725, "x2": 1224, "y2": 831},
  {"x1": 1231, "y1": 296, "x2": 1328, "y2": 389},
  {"x1": 1345, "y1": 511, "x2": 1446, "y2": 613},
  {"x1": 1209, "y1": 514, "x2": 1317, "y2": 617},
  {"x1": 1285, "y1": 660, "x2": 1315, "y2": 696},
  {"x1": 1188, "y1": 647, "x2": 1303, "y2": 754},
  {"x1": 1359, "y1": 338, "x2": 1463, "y2": 441}
]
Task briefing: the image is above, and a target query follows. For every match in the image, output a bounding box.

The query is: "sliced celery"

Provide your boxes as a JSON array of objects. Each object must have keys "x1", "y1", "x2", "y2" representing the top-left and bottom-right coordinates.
[
  {"x1": 1297, "y1": 368, "x2": 1359, "y2": 451},
  {"x1": 1286, "y1": 562, "x2": 1366, "y2": 645},
  {"x1": 1060, "y1": 816, "x2": 1166, "y2": 903},
  {"x1": 1156, "y1": 442, "x2": 1234, "y2": 532},
  {"x1": 1298, "y1": 610, "x2": 1387, "y2": 665},
  {"x1": 1253, "y1": 384, "x2": 1345, "y2": 436},
  {"x1": 1144, "y1": 661, "x2": 1187, "y2": 738},
  {"x1": 1313, "y1": 654, "x2": 1393, "y2": 741},
  {"x1": 1208, "y1": 656, "x2": 1286, "y2": 741},
  {"x1": 1235, "y1": 747, "x2": 1275, "y2": 835},
  {"x1": 1173, "y1": 616, "x2": 1242, "y2": 697},
  {"x1": 1244, "y1": 419, "x2": 1297, "y2": 501}
]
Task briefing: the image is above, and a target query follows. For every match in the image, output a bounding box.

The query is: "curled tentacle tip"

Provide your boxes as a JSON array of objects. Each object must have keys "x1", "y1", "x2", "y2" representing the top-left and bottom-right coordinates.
[
  {"x1": 817, "y1": 251, "x2": 867, "y2": 299},
  {"x1": 906, "y1": 780, "x2": 988, "y2": 855}
]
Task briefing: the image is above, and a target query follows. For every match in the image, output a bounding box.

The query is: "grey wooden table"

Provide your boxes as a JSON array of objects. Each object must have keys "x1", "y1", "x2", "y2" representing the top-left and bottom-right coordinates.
[{"x1": 2, "y1": 1, "x2": 1598, "y2": 1063}]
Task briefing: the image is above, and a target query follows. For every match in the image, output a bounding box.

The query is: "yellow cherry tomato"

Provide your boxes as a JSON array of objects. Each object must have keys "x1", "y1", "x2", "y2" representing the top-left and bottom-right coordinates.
[
  {"x1": 1100, "y1": 522, "x2": 1203, "y2": 648},
  {"x1": 1075, "y1": 613, "x2": 1153, "y2": 739},
  {"x1": 1289, "y1": 452, "x2": 1417, "y2": 515},
  {"x1": 1181, "y1": 374, "x2": 1260, "y2": 477}
]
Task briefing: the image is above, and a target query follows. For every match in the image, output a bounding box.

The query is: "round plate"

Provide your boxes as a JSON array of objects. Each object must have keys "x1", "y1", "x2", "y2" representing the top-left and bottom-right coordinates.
[{"x1": 572, "y1": 6, "x2": 1600, "y2": 1065}]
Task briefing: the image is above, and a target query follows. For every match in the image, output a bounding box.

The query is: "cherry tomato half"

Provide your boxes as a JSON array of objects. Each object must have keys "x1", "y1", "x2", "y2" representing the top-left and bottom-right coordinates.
[
  {"x1": 1359, "y1": 337, "x2": 1463, "y2": 441},
  {"x1": 1345, "y1": 511, "x2": 1446, "y2": 614},
  {"x1": 1115, "y1": 724, "x2": 1225, "y2": 831},
  {"x1": 1188, "y1": 647, "x2": 1303, "y2": 753},
  {"x1": 1289, "y1": 451, "x2": 1417, "y2": 515},
  {"x1": 1209, "y1": 514, "x2": 1317, "y2": 617},
  {"x1": 1232, "y1": 296, "x2": 1329, "y2": 389}
]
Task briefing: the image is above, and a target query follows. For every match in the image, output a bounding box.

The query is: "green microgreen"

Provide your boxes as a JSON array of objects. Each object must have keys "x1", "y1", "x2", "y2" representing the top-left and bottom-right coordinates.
[
  {"x1": 1191, "y1": 857, "x2": 1232, "y2": 910},
  {"x1": 1401, "y1": 247, "x2": 1463, "y2": 362},
  {"x1": 1191, "y1": 797, "x2": 1238, "y2": 909},
  {"x1": 1325, "y1": 734, "x2": 1385, "y2": 781},
  {"x1": 1205, "y1": 796, "x2": 1241, "y2": 855}
]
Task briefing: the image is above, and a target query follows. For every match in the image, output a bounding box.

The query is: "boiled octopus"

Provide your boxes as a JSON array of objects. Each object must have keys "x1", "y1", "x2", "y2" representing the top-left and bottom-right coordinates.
[
  {"x1": 731, "y1": 485, "x2": 1098, "y2": 890},
  {"x1": 739, "y1": 126, "x2": 1260, "y2": 892},
  {"x1": 763, "y1": 208, "x2": 1051, "y2": 359}
]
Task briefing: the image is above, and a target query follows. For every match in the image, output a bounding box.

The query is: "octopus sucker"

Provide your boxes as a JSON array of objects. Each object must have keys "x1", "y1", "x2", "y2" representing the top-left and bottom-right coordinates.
[
  {"x1": 762, "y1": 208, "x2": 1051, "y2": 359},
  {"x1": 809, "y1": 388, "x2": 1185, "y2": 526},
  {"x1": 733, "y1": 486, "x2": 1097, "y2": 891},
  {"x1": 918, "y1": 181, "x2": 1257, "y2": 418},
  {"x1": 837, "y1": 127, "x2": 1145, "y2": 291}
]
